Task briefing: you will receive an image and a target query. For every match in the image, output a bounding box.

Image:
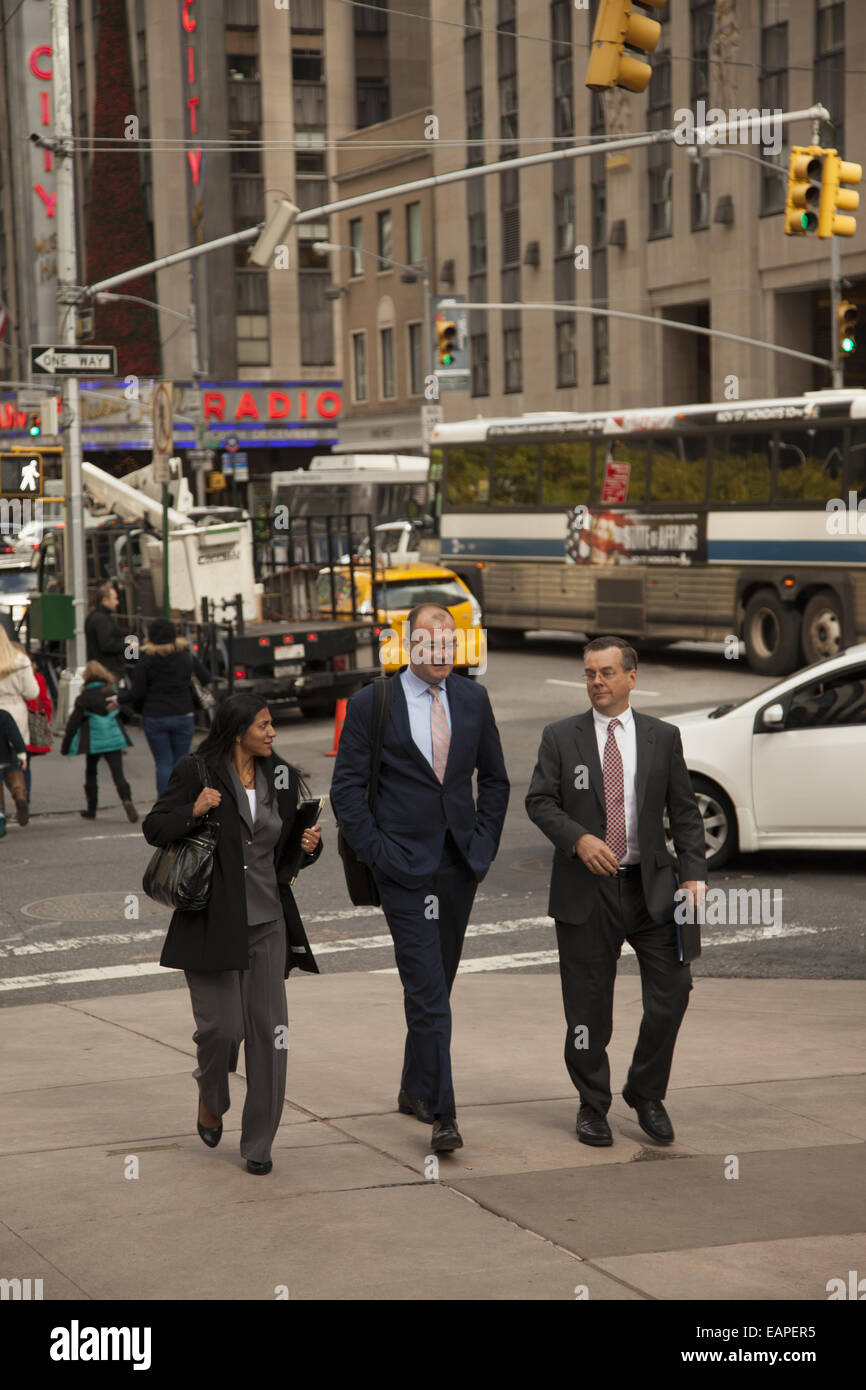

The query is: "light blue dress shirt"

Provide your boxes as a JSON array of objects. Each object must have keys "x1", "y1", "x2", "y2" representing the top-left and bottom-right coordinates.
[{"x1": 400, "y1": 667, "x2": 451, "y2": 770}]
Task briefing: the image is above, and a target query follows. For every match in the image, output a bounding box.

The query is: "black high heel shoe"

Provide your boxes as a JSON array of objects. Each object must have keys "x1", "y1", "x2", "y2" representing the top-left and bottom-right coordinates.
[{"x1": 197, "y1": 1104, "x2": 222, "y2": 1148}]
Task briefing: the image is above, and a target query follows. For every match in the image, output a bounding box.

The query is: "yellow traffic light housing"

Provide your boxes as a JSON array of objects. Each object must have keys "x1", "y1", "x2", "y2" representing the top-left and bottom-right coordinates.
[
  {"x1": 818, "y1": 152, "x2": 862, "y2": 238},
  {"x1": 838, "y1": 301, "x2": 858, "y2": 355},
  {"x1": 785, "y1": 146, "x2": 824, "y2": 236},
  {"x1": 585, "y1": 0, "x2": 667, "y2": 94},
  {"x1": 436, "y1": 319, "x2": 457, "y2": 367}
]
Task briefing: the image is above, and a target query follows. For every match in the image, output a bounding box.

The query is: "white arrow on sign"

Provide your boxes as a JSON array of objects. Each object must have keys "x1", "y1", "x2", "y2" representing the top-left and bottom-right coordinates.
[{"x1": 32, "y1": 346, "x2": 115, "y2": 373}]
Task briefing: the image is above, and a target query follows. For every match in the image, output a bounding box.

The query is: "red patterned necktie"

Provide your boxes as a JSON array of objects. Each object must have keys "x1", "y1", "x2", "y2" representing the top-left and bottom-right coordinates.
[
  {"x1": 602, "y1": 718, "x2": 627, "y2": 861},
  {"x1": 428, "y1": 685, "x2": 450, "y2": 782}
]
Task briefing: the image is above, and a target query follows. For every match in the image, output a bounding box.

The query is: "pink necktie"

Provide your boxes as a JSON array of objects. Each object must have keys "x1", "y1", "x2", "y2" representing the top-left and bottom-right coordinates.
[
  {"x1": 602, "y1": 718, "x2": 627, "y2": 861},
  {"x1": 428, "y1": 685, "x2": 450, "y2": 782}
]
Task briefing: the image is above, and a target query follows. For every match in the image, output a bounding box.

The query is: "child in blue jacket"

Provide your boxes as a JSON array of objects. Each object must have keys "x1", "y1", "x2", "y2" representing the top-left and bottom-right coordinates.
[{"x1": 61, "y1": 661, "x2": 138, "y2": 821}]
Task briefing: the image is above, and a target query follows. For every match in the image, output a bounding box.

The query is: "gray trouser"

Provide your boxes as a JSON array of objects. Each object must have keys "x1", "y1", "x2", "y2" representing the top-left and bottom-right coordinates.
[{"x1": 184, "y1": 917, "x2": 288, "y2": 1163}]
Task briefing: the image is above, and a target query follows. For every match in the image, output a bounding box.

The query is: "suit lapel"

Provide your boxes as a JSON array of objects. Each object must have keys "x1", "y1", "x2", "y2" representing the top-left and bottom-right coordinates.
[
  {"x1": 223, "y1": 756, "x2": 254, "y2": 833},
  {"x1": 633, "y1": 710, "x2": 655, "y2": 812},
  {"x1": 573, "y1": 710, "x2": 605, "y2": 811}
]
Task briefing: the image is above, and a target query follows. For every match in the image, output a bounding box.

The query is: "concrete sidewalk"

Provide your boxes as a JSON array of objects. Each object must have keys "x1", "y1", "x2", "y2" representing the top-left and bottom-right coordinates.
[{"x1": 1, "y1": 971, "x2": 863, "y2": 1301}]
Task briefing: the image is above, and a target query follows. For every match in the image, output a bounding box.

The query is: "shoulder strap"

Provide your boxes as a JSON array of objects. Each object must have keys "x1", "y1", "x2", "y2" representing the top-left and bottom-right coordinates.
[
  {"x1": 367, "y1": 676, "x2": 396, "y2": 813},
  {"x1": 192, "y1": 753, "x2": 211, "y2": 790}
]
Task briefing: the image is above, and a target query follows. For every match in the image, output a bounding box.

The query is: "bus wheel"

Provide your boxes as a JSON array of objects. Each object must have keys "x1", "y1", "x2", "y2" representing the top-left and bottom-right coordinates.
[
  {"x1": 801, "y1": 589, "x2": 844, "y2": 664},
  {"x1": 742, "y1": 590, "x2": 800, "y2": 675}
]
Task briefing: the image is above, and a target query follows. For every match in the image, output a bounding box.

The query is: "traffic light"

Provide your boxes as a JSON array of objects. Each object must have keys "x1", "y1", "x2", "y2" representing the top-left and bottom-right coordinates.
[
  {"x1": 838, "y1": 301, "x2": 858, "y2": 355},
  {"x1": 584, "y1": 0, "x2": 667, "y2": 94},
  {"x1": 27, "y1": 411, "x2": 41, "y2": 437},
  {"x1": 437, "y1": 319, "x2": 457, "y2": 367},
  {"x1": 785, "y1": 146, "x2": 824, "y2": 236},
  {"x1": 818, "y1": 151, "x2": 862, "y2": 238}
]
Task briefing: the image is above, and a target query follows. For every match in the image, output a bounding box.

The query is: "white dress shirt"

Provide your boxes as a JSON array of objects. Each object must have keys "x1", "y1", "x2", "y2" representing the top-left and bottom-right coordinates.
[
  {"x1": 592, "y1": 704, "x2": 639, "y2": 864},
  {"x1": 401, "y1": 666, "x2": 452, "y2": 769}
]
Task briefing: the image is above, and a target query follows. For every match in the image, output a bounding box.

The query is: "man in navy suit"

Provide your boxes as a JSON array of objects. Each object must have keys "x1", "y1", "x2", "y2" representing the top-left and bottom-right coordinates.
[{"x1": 330, "y1": 603, "x2": 509, "y2": 1153}]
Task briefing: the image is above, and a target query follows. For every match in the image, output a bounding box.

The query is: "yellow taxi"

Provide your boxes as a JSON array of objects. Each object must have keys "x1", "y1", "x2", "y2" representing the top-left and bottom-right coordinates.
[{"x1": 316, "y1": 562, "x2": 486, "y2": 675}]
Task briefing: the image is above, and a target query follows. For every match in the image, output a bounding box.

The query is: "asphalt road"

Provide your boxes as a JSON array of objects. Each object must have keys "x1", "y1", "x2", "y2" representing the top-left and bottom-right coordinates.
[{"x1": 1, "y1": 636, "x2": 864, "y2": 1008}]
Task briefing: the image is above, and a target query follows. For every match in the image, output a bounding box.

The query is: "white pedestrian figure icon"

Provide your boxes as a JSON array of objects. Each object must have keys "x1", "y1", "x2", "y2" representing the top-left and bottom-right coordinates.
[{"x1": 20, "y1": 459, "x2": 39, "y2": 492}]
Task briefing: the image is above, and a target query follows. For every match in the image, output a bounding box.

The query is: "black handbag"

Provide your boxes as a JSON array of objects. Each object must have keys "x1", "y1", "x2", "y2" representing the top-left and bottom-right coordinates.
[
  {"x1": 336, "y1": 677, "x2": 396, "y2": 907},
  {"x1": 142, "y1": 755, "x2": 219, "y2": 911}
]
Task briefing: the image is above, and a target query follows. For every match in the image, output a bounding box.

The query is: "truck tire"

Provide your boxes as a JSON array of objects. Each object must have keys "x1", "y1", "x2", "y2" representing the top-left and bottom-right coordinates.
[
  {"x1": 801, "y1": 588, "x2": 844, "y2": 664},
  {"x1": 742, "y1": 590, "x2": 801, "y2": 676}
]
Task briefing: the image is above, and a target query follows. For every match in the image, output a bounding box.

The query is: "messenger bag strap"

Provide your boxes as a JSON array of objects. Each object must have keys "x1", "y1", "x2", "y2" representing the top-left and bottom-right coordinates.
[{"x1": 367, "y1": 676, "x2": 396, "y2": 814}]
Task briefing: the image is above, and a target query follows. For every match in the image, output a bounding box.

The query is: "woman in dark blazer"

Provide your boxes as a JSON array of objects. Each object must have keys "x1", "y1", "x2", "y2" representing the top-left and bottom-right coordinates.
[{"x1": 142, "y1": 693, "x2": 322, "y2": 1175}]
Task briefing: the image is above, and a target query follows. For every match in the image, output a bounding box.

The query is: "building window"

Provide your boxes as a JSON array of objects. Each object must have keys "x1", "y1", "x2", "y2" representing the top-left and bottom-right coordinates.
[
  {"x1": 408, "y1": 322, "x2": 424, "y2": 396},
  {"x1": 349, "y1": 218, "x2": 363, "y2": 276},
  {"x1": 503, "y1": 326, "x2": 522, "y2": 393},
  {"x1": 497, "y1": 1, "x2": 518, "y2": 151},
  {"x1": 551, "y1": 0, "x2": 574, "y2": 138},
  {"x1": 470, "y1": 333, "x2": 489, "y2": 396},
  {"x1": 464, "y1": 25, "x2": 483, "y2": 169},
  {"x1": 555, "y1": 186, "x2": 576, "y2": 256},
  {"x1": 593, "y1": 317, "x2": 609, "y2": 386},
  {"x1": 647, "y1": 21, "x2": 672, "y2": 238},
  {"x1": 760, "y1": 0, "x2": 788, "y2": 215},
  {"x1": 501, "y1": 168, "x2": 520, "y2": 267},
  {"x1": 377, "y1": 209, "x2": 392, "y2": 264},
  {"x1": 816, "y1": 1, "x2": 845, "y2": 153},
  {"x1": 292, "y1": 50, "x2": 323, "y2": 83},
  {"x1": 406, "y1": 202, "x2": 422, "y2": 264},
  {"x1": 235, "y1": 269, "x2": 270, "y2": 366},
  {"x1": 352, "y1": 331, "x2": 367, "y2": 402},
  {"x1": 555, "y1": 318, "x2": 577, "y2": 388},
  {"x1": 380, "y1": 326, "x2": 395, "y2": 398},
  {"x1": 356, "y1": 77, "x2": 389, "y2": 128},
  {"x1": 469, "y1": 212, "x2": 487, "y2": 274},
  {"x1": 690, "y1": 0, "x2": 714, "y2": 230}
]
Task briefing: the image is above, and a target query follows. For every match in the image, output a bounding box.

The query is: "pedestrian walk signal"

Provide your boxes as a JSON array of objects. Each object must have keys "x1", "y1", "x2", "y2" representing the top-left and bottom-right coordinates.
[
  {"x1": 838, "y1": 301, "x2": 858, "y2": 355},
  {"x1": 1, "y1": 453, "x2": 43, "y2": 496},
  {"x1": 437, "y1": 319, "x2": 457, "y2": 367}
]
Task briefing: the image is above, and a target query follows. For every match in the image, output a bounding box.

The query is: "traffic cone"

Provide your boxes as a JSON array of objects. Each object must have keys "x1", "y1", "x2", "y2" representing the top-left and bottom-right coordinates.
[{"x1": 325, "y1": 698, "x2": 348, "y2": 757}]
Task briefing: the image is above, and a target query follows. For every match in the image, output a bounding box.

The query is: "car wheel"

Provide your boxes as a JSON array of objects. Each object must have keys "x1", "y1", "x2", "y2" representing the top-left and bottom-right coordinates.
[
  {"x1": 801, "y1": 588, "x2": 844, "y2": 664},
  {"x1": 742, "y1": 590, "x2": 801, "y2": 676},
  {"x1": 690, "y1": 775, "x2": 737, "y2": 871}
]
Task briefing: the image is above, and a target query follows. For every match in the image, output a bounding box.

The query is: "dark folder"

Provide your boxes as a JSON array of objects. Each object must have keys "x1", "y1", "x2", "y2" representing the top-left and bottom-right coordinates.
[
  {"x1": 676, "y1": 918, "x2": 702, "y2": 964},
  {"x1": 285, "y1": 797, "x2": 326, "y2": 885}
]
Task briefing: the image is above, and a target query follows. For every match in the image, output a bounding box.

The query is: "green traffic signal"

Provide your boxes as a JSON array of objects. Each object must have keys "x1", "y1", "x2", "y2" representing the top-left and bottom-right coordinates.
[
  {"x1": 28, "y1": 415, "x2": 41, "y2": 437},
  {"x1": 842, "y1": 334, "x2": 856, "y2": 354}
]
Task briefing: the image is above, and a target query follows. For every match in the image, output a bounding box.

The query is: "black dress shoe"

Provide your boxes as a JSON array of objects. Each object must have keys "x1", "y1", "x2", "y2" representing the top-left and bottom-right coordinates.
[
  {"x1": 246, "y1": 1158, "x2": 273, "y2": 1175},
  {"x1": 431, "y1": 1116, "x2": 463, "y2": 1152},
  {"x1": 575, "y1": 1104, "x2": 613, "y2": 1147},
  {"x1": 397, "y1": 1089, "x2": 434, "y2": 1124},
  {"x1": 622, "y1": 1084, "x2": 674, "y2": 1143},
  {"x1": 196, "y1": 1106, "x2": 222, "y2": 1148}
]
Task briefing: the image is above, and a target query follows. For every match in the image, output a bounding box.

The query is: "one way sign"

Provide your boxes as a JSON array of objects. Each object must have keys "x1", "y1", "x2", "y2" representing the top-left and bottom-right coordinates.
[{"x1": 30, "y1": 344, "x2": 117, "y2": 376}]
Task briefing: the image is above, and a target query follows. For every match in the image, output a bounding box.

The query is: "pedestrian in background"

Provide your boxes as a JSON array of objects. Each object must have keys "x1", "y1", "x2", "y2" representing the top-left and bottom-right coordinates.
[
  {"x1": 0, "y1": 627, "x2": 38, "y2": 826},
  {"x1": 85, "y1": 581, "x2": 126, "y2": 680},
  {"x1": 142, "y1": 694, "x2": 322, "y2": 1176},
  {"x1": 61, "y1": 660, "x2": 138, "y2": 822},
  {"x1": 119, "y1": 617, "x2": 213, "y2": 796},
  {"x1": 330, "y1": 603, "x2": 510, "y2": 1156},
  {"x1": 24, "y1": 667, "x2": 53, "y2": 801},
  {"x1": 0, "y1": 708, "x2": 27, "y2": 838}
]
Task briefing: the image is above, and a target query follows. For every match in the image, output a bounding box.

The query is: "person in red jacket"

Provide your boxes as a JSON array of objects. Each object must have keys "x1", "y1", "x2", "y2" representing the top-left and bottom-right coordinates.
[{"x1": 25, "y1": 669, "x2": 53, "y2": 801}]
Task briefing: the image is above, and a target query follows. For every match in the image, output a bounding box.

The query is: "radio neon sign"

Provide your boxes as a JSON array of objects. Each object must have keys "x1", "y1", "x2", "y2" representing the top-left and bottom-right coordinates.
[
  {"x1": 181, "y1": 0, "x2": 202, "y2": 185},
  {"x1": 29, "y1": 45, "x2": 56, "y2": 217}
]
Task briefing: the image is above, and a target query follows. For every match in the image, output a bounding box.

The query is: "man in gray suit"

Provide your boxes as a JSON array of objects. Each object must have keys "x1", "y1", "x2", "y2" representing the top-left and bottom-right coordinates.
[{"x1": 526, "y1": 636, "x2": 706, "y2": 1148}]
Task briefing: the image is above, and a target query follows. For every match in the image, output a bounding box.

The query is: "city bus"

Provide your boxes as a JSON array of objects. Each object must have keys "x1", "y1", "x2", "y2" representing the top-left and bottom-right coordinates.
[{"x1": 429, "y1": 390, "x2": 866, "y2": 675}]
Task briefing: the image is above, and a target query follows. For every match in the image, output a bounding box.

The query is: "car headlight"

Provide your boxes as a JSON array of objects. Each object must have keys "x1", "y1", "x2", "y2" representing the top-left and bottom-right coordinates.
[
  {"x1": 356, "y1": 598, "x2": 372, "y2": 617},
  {"x1": 468, "y1": 594, "x2": 482, "y2": 625}
]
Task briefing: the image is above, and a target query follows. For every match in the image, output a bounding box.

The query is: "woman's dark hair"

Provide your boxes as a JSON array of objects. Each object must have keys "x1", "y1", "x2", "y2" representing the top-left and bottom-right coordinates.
[
  {"x1": 148, "y1": 617, "x2": 176, "y2": 644},
  {"x1": 196, "y1": 693, "x2": 309, "y2": 799}
]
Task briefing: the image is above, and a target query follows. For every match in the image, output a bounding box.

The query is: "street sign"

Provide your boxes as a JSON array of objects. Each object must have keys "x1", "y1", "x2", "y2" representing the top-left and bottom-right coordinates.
[
  {"x1": 17, "y1": 389, "x2": 48, "y2": 409},
  {"x1": 188, "y1": 448, "x2": 213, "y2": 469},
  {"x1": 153, "y1": 455, "x2": 170, "y2": 484},
  {"x1": 1, "y1": 452, "x2": 43, "y2": 497},
  {"x1": 233, "y1": 451, "x2": 249, "y2": 482},
  {"x1": 30, "y1": 344, "x2": 117, "y2": 376},
  {"x1": 421, "y1": 403, "x2": 444, "y2": 446},
  {"x1": 208, "y1": 471, "x2": 226, "y2": 491},
  {"x1": 76, "y1": 309, "x2": 95, "y2": 343},
  {"x1": 153, "y1": 380, "x2": 174, "y2": 456}
]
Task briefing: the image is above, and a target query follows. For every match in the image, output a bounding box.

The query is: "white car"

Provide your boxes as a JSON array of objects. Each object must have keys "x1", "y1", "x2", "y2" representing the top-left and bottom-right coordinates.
[{"x1": 667, "y1": 644, "x2": 866, "y2": 870}]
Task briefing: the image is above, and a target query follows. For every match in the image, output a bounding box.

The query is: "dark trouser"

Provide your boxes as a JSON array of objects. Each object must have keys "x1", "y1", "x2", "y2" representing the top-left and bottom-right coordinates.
[
  {"x1": 555, "y1": 871, "x2": 692, "y2": 1116},
  {"x1": 373, "y1": 834, "x2": 478, "y2": 1118},
  {"x1": 184, "y1": 917, "x2": 288, "y2": 1164},
  {"x1": 84, "y1": 750, "x2": 131, "y2": 805},
  {"x1": 142, "y1": 713, "x2": 195, "y2": 797}
]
